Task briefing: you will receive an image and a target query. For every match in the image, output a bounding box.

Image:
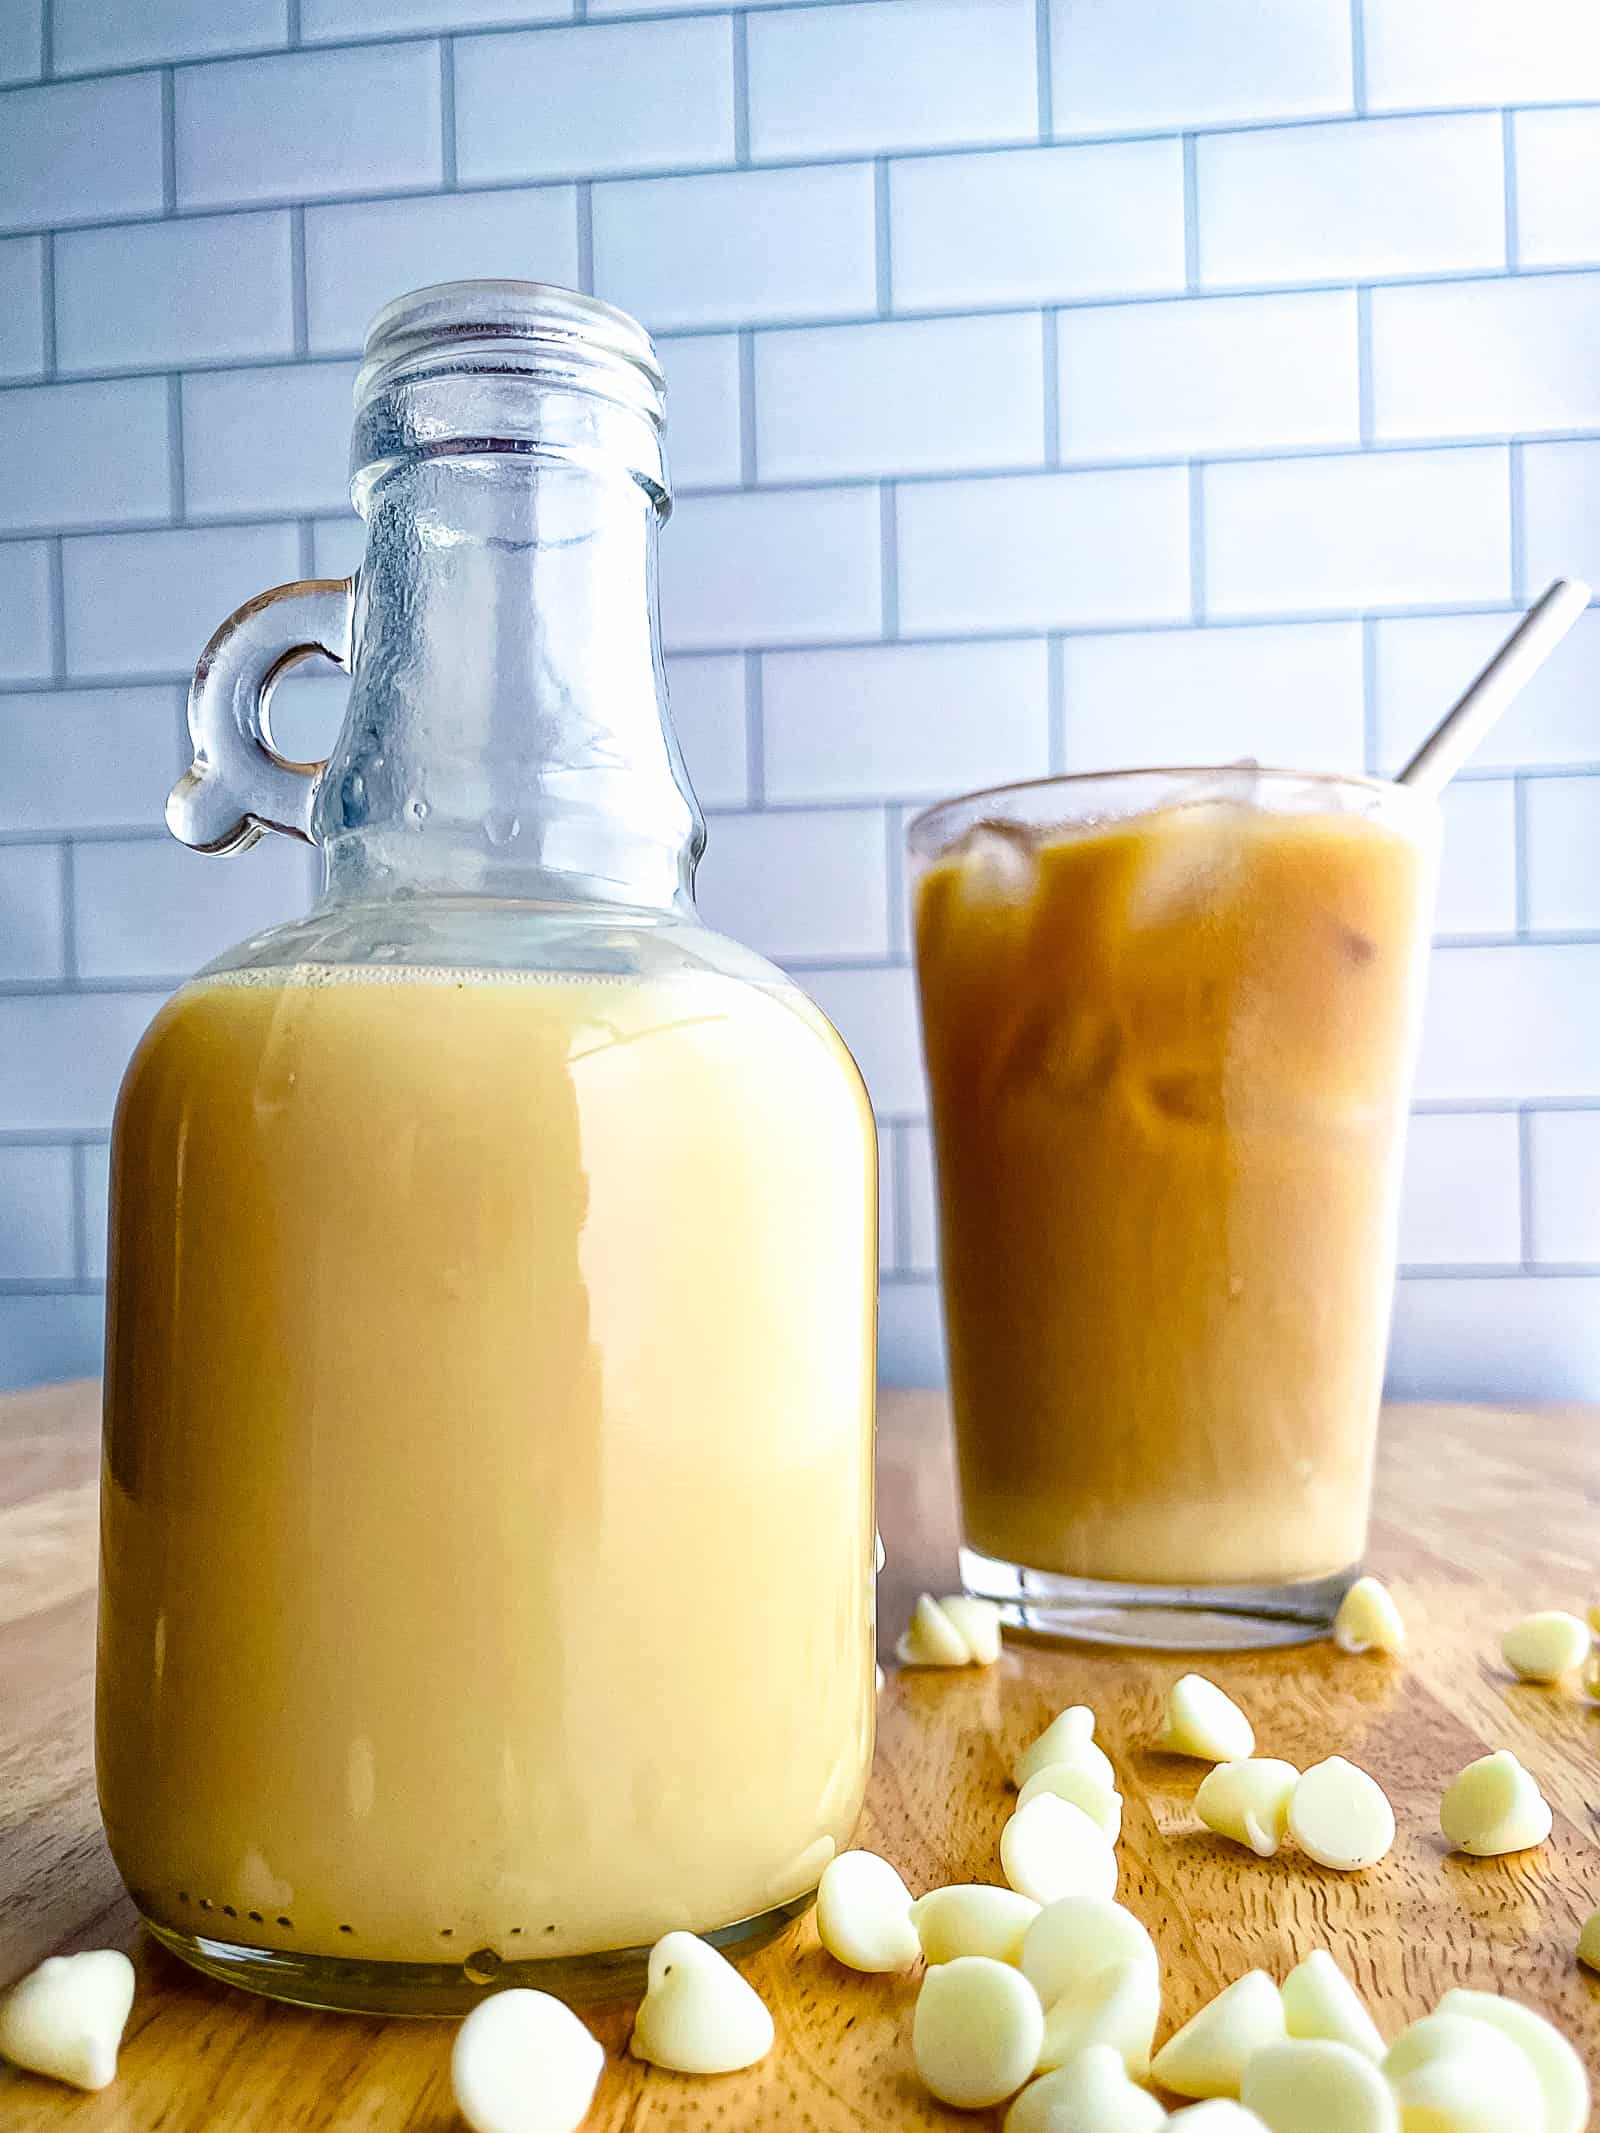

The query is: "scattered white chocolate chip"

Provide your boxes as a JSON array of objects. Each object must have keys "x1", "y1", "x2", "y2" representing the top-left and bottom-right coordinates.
[
  {"x1": 1286, "y1": 1757, "x2": 1395, "y2": 1872},
  {"x1": 1163, "y1": 2107, "x2": 1271, "y2": 2130},
  {"x1": 1158, "y1": 1676, "x2": 1255, "y2": 1763},
  {"x1": 1035, "y1": 1952, "x2": 1161, "y2": 2079},
  {"x1": 451, "y1": 1989, "x2": 605, "y2": 2133},
  {"x1": 1194, "y1": 1760, "x2": 1300, "y2": 1859},
  {"x1": 1149, "y1": 1971, "x2": 1286, "y2": 2100},
  {"x1": 1436, "y1": 1988, "x2": 1591, "y2": 2133},
  {"x1": 1501, "y1": 1609, "x2": 1592, "y2": 1683},
  {"x1": 1016, "y1": 1760, "x2": 1124, "y2": 1843},
  {"x1": 910, "y1": 1885, "x2": 1040, "y2": 1968},
  {"x1": 1239, "y1": 2037, "x2": 1397, "y2": 2133},
  {"x1": 1014, "y1": 1707, "x2": 1115, "y2": 1792},
  {"x1": 1280, "y1": 1950, "x2": 1385, "y2": 2063},
  {"x1": 815, "y1": 1850, "x2": 920, "y2": 1973},
  {"x1": 897, "y1": 1593, "x2": 1002, "y2": 1667},
  {"x1": 1439, "y1": 1748, "x2": 1552, "y2": 1856},
  {"x1": 1578, "y1": 1907, "x2": 1600, "y2": 1973},
  {"x1": 1000, "y1": 1794, "x2": 1118, "y2": 1907},
  {"x1": 1002, "y1": 2041, "x2": 1167, "y2": 2133},
  {"x1": 1019, "y1": 1896, "x2": 1159, "y2": 2013},
  {"x1": 912, "y1": 1955, "x2": 1045, "y2": 2110},
  {"x1": 1332, "y1": 1576, "x2": 1406, "y2": 1657},
  {"x1": 1383, "y1": 2010, "x2": 1544, "y2": 2133},
  {"x1": 627, "y1": 1932, "x2": 774, "y2": 2074},
  {"x1": 0, "y1": 1951, "x2": 135, "y2": 2094}
]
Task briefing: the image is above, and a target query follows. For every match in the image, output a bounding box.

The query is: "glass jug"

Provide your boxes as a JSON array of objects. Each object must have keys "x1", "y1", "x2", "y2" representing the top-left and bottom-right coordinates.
[{"x1": 95, "y1": 282, "x2": 878, "y2": 2015}]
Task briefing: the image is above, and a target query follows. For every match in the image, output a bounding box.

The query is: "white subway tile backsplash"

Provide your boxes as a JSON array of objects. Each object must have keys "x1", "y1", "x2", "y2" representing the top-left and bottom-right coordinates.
[
  {"x1": 1524, "y1": 777, "x2": 1600, "y2": 931},
  {"x1": 763, "y1": 639, "x2": 1051, "y2": 804},
  {"x1": 0, "y1": 74, "x2": 164, "y2": 233},
  {"x1": 310, "y1": 517, "x2": 368, "y2": 580},
  {"x1": 0, "y1": 543, "x2": 51, "y2": 680},
  {"x1": 0, "y1": 845, "x2": 65, "y2": 981},
  {"x1": 660, "y1": 336, "x2": 743, "y2": 491},
  {"x1": 1514, "y1": 109, "x2": 1600, "y2": 270},
  {"x1": 0, "y1": 1147, "x2": 74, "y2": 1282},
  {"x1": 57, "y1": 0, "x2": 287, "y2": 72},
  {"x1": 594, "y1": 163, "x2": 877, "y2": 332},
  {"x1": 800, "y1": 964, "x2": 923, "y2": 1115},
  {"x1": 304, "y1": 0, "x2": 569, "y2": 33},
  {"x1": 755, "y1": 314, "x2": 1045, "y2": 483},
  {"x1": 62, "y1": 523, "x2": 303, "y2": 681},
  {"x1": 1195, "y1": 115, "x2": 1505, "y2": 289},
  {"x1": 1434, "y1": 778, "x2": 1518, "y2": 935},
  {"x1": 890, "y1": 140, "x2": 1185, "y2": 311},
  {"x1": 0, "y1": 378, "x2": 172, "y2": 534},
  {"x1": 898, "y1": 466, "x2": 1190, "y2": 635},
  {"x1": 1371, "y1": 275, "x2": 1600, "y2": 442},
  {"x1": 0, "y1": 689, "x2": 181, "y2": 834},
  {"x1": 1416, "y1": 943, "x2": 1600, "y2": 1101},
  {"x1": 1058, "y1": 290, "x2": 1359, "y2": 461},
  {"x1": 262, "y1": 671, "x2": 350, "y2": 766},
  {"x1": 878, "y1": 1278, "x2": 945, "y2": 1386},
  {"x1": 81, "y1": 1143, "x2": 109, "y2": 1281},
  {"x1": 456, "y1": 18, "x2": 734, "y2": 185},
  {"x1": 0, "y1": 237, "x2": 44, "y2": 380},
  {"x1": 182, "y1": 363, "x2": 359, "y2": 517},
  {"x1": 697, "y1": 807, "x2": 889, "y2": 962},
  {"x1": 665, "y1": 653, "x2": 747, "y2": 809},
  {"x1": 1527, "y1": 1110, "x2": 1600, "y2": 1263},
  {"x1": 1053, "y1": 0, "x2": 1349, "y2": 134},
  {"x1": 0, "y1": 992, "x2": 165, "y2": 1133},
  {"x1": 56, "y1": 213, "x2": 296, "y2": 375},
  {"x1": 1374, "y1": 611, "x2": 1600, "y2": 774},
  {"x1": 748, "y1": 0, "x2": 1037, "y2": 161},
  {"x1": 1398, "y1": 1112, "x2": 1522, "y2": 1267},
  {"x1": 1060, "y1": 621, "x2": 1364, "y2": 773},
  {"x1": 0, "y1": 0, "x2": 42, "y2": 84},
  {"x1": 1387, "y1": 1273, "x2": 1600, "y2": 1401},
  {"x1": 1203, "y1": 448, "x2": 1512, "y2": 616},
  {"x1": 175, "y1": 45, "x2": 443, "y2": 212},
  {"x1": 306, "y1": 190, "x2": 581, "y2": 355},
  {"x1": 0, "y1": 1295, "x2": 105, "y2": 1391},
  {"x1": 659, "y1": 487, "x2": 882, "y2": 649},
  {"x1": 1364, "y1": 0, "x2": 1600, "y2": 113},
  {"x1": 901, "y1": 1123, "x2": 938, "y2": 1273},
  {"x1": 1520, "y1": 441, "x2": 1600, "y2": 597},
  {"x1": 73, "y1": 838, "x2": 314, "y2": 981}
]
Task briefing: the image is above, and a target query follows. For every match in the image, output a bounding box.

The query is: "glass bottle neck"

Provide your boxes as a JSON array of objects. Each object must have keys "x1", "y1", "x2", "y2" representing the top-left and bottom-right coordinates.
[{"x1": 314, "y1": 449, "x2": 702, "y2": 913}]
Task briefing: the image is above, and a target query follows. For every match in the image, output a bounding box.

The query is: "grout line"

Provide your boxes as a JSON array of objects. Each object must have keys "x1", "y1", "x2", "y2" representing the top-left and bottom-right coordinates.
[
  {"x1": 879, "y1": 484, "x2": 899, "y2": 639},
  {"x1": 46, "y1": 537, "x2": 67, "y2": 679},
  {"x1": 285, "y1": 0, "x2": 301, "y2": 40},
  {"x1": 731, "y1": 13, "x2": 750, "y2": 165},
  {"x1": 1034, "y1": 0, "x2": 1053, "y2": 140},
  {"x1": 1513, "y1": 773, "x2": 1531, "y2": 933},
  {"x1": 574, "y1": 182, "x2": 594, "y2": 294},
  {"x1": 1186, "y1": 462, "x2": 1205, "y2": 618},
  {"x1": 873, "y1": 159, "x2": 893, "y2": 315},
  {"x1": 737, "y1": 328, "x2": 757, "y2": 484},
  {"x1": 1517, "y1": 1106, "x2": 1536, "y2": 1268},
  {"x1": 1507, "y1": 441, "x2": 1527, "y2": 601},
  {"x1": 289, "y1": 208, "x2": 309, "y2": 354},
  {"x1": 1502, "y1": 108, "x2": 1519, "y2": 270},
  {"x1": 57, "y1": 842, "x2": 76, "y2": 980},
  {"x1": 0, "y1": 1279, "x2": 107, "y2": 1299},
  {"x1": 1360, "y1": 614, "x2": 1379, "y2": 776},
  {"x1": 743, "y1": 650, "x2": 765, "y2": 803},
  {"x1": 1181, "y1": 134, "x2": 1199, "y2": 290},
  {"x1": 297, "y1": 519, "x2": 316, "y2": 576},
  {"x1": 440, "y1": 38, "x2": 458, "y2": 189},
  {"x1": 165, "y1": 374, "x2": 185, "y2": 521},
  {"x1": 159, "y1": 69, "x2": 177, "y2": 212},
  {"x1": 1349, "y1": 0, "x2": 1367, "y2": 113},
  {"x1": 39, "y1": 233, "x2": 56, "y2": 375},
  {"x1": 1355, "y1": 286, "x2": 1374, "y2": 443},
  {"x1": 1046, "y1": 634, "x2": 1066, "y2": 773},
  {"x1": 70, "y1": 1141, "x2": 89, "y2": 1283},
  {"x1": 39, "y1": 0, "x2": 52, "y2": 75},
  {"x1": 883, "y1": 809, "x2": 905, "y2": 966},
  {"x1": 1040, "y1": 310, "x2": 1060, "y2": 464}
]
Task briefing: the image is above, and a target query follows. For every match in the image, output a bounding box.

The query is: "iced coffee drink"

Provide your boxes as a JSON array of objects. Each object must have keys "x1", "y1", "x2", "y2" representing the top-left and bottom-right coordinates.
[{"x1": 911, "y1": 770, "x2": 1438, "y2": 1646}]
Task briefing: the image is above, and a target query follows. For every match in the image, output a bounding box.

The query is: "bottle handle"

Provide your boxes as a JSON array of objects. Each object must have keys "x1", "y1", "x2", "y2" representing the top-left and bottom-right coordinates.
[{"x1": 167, "y1": 577, "x2": 356, "y2": 854}]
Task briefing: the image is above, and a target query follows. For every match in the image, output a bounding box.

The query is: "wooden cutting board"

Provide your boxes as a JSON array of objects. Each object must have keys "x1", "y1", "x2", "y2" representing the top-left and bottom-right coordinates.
[{"x1": 3, "y1": 1379, "x2": 1598, "y2": 2128}]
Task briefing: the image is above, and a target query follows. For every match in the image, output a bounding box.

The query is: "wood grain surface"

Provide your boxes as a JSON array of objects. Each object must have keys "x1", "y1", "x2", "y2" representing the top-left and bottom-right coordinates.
[{"x1": 3, "y1": 1380, "x2": 1599, "y2": 2128}]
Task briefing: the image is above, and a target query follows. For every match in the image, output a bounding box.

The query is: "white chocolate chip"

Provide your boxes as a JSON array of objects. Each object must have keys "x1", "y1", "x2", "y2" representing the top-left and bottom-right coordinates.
[
  {"x1": 627, "y1": 1932, "x2": 774, "y2": 2074},
  {"x1": 1383, "y1": 2011, "x2": 1544, "y2": 2133},
  {"x1": 1439, "y1": 1749, "x2": 1552, "y2": 1856},
  {"x1": 1578, "y1": 1907, "x2": 1600, "y2": 1973},
  {"x1": 0, "y1": 1951, "x2": 135, "y2": 2094},
  {"x1": 1287, "y1": 1758, "x2": 1395, "y2": 1872},
  {"x1": 897, "y1": 1593, "x2": 1002, "y2": 1667},
  {"x1": 451, "y1": 1989, "x2": 605, "y2": 2133},
  {"x1": 1158, "y1": 1676, "x2": 1255, "y2": 1763},
  {"x1": 1016, "y1": 1761, "x2": 1124, "y2": 1843},
  {"x1": 1019, "y1": 1896, "x2": 1159, "y2": 2012},
  {"x1": 1194, "y1": 1760, "x2": 1300, "y2": 1859},
  {"x1": 1501, "y1": 1610, "x2": 1592, "y2": 1683},
  {"x1": 1280, "y1": 1950, "x2": 1385, "y2": 2063},
  {"x1": 912, "y1": 1955, "x2": 1045, "y2": 2110},
  {"x1": 1014, "y1": 1708, "x2": 1113, "y2": 1791},
  {"x1": 1239, "y1": 2038, "x2": 1398, "y2": 2133},
  {"x1": 1164, "y1": 2107, "x2": 1271, "y2": 2130},
  {"x1": 1149, "y1": 1971, "x2": 1286, "y2": 2100},
  {"x1": 1002, "y1": 2042, "x2": 1166, "y2": 2133},
  {"x1": 1035, "y1": 1953, "x2": 1161, "y2": 2079},
  {"x1": 1436, "y1": 1989, "x2": 1591, "y2": 2133},
  {"x1": 1332, "y1": 1577, "x2": 1406, "y2": 1657},
  {"x1": 1000, "y1": 1794, "x2": 1118, "y2": 1907},
  {"x1": 910, "y1": 1886, "x2": 1041, "y2": 1968},
  {"x1": 815, "y1": 1851, "x2": 920, "y2": 1973}
]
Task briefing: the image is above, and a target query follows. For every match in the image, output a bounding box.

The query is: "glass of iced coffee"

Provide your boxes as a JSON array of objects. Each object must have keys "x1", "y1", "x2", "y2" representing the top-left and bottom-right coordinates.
[{"x1": 910, "y1": 768, "x2": 1440, "y2": 1649}]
